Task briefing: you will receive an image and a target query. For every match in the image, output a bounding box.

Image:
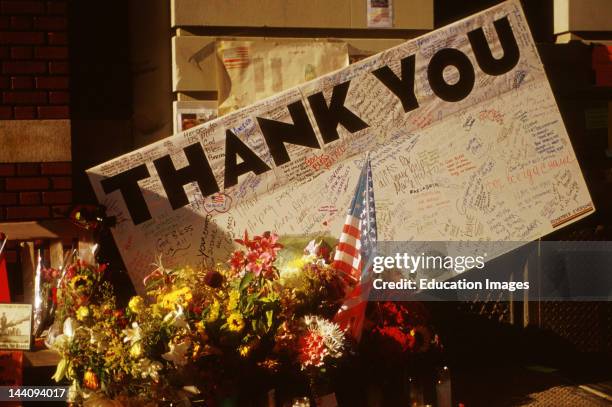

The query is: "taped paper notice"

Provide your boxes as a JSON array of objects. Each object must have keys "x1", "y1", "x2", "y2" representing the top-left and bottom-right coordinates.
[
  {"x1": 88, "y1": 0, "x2": 594, "y2": 293},
  {"x1": 216, "y1": 40, "x2": 349, "y2": 115},
  {"x1": 367, "y1": 0, "x2": 393, "y2": 28}
]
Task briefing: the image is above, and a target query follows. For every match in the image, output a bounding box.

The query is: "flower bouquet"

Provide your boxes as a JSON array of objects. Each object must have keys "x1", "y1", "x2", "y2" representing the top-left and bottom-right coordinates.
[
  {"x1": 49, "y1": 230, "x2": 440, "y2": 406},
  {"x1": 50, "y1": 232, "x2": 351, "y2": 405}
]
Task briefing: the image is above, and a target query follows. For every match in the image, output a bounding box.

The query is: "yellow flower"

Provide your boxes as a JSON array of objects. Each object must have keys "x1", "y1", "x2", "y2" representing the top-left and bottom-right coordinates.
[
  {"x1": 227, "y1": 312, "x2": 244, "y2": 332},
  {"x1": 195, "y1": 320, "x2": 208, "y2": 340},
  {"x1": 238, "y1": 344, "x2": 251, "y2": 357},
  {"x1": 258, "y1": 358, "x2": 280, "y2": 372},
  {"x1": 128, "y1": 296, "x2": 145, "y2": 314},
  {"x1": 206, "y1": 300, "x2": 220, "y2": 323},
  {"x1": 288, "y1": 256, "x2": 309, "y2": 270},
  {"x1": 192, "y1": 342, "x2": 201, "y2": 359},
  {"x1": 69, "y1": 275, "x2": 89, "y2": 291},
  {"x1": 158, "y1": 286, "x2": 193, "y2": 310},
  {"x1": 130, "y1": 342, "x2": 143, "y2": 358},
  {"x1": 227, "y1": 290, "x2": 240, "y2": 311},
  {"x1": 76, "y1": 306, "x2": 90, "y2": 321},
  {"x1": 151, "y1": 303, "x2": 164, "y2": 318}
]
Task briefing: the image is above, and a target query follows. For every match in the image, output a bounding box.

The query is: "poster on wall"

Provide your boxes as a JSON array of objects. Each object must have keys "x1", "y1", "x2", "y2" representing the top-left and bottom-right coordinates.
[
  {"x1": 367, "y1": 0, "x2": 393, "y2": 28},
  {"x1": 88, "y1": 0, "x2": 594, "y2": 293}
]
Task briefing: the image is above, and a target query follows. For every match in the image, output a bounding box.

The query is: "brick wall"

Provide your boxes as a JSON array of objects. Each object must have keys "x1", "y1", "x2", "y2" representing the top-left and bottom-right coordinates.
[
  {"x1": 0, "y1": 1, "x2": 71, "y2": 300},
  {"x1": 0, "y1": 0, "x2": 69, "y2": 119},
  {"x1": 0, "y1": 162, "x2": 72, "y2": 221},
  {"x1": 0, "y1": 161, "x2": 72, "y2": 300}
]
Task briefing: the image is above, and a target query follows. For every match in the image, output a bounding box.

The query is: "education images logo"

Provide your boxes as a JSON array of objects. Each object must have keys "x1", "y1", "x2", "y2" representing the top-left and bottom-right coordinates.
[{"x1": 371, "y1": 252, "x2": 530, "y2": 292}]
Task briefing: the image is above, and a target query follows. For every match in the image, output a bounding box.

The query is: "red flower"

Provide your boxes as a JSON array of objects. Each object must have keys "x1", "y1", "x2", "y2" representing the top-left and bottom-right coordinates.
[
  {"x1": 113, "y1": 309, "x2": 127, "y2": 328},
  {"x1": 234, "y1": 230, "x2": 252, "y2": 247},
  {"x1": 65, "y1": 265, "x2": 76, "y2": 281},
  {"x1": 375, "y1": 326, "x2": 415, "y2": 352},
  {"x1": 203, "y1": 270, "x2": 224, "y2": 288},
  {"x1": 298, "y1": 331, "x2": 327, "y2": 368},
  {"x1": 229, "y1": 250, "x2": 245, "y2": 271}
]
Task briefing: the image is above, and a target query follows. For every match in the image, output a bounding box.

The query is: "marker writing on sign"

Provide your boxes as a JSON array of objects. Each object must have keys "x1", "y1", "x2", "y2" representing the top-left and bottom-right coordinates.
[{"x1": 101, "y1": 17, "x2": 519, "y2": 225}]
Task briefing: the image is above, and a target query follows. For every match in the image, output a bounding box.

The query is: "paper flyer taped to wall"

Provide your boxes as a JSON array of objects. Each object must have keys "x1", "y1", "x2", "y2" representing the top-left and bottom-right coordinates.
[{"x1": 216, "y1": 40, "x2": 349, "y2": 115}]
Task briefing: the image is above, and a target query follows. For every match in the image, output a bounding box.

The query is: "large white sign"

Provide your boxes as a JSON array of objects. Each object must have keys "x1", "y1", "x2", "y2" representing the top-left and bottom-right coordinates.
[{"x1": 88, "y1": 0, "x2": 594, "y2": 293}]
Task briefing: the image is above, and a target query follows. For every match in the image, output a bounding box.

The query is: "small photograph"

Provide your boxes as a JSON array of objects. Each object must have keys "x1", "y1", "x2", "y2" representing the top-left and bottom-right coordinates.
[
  {"x1": 173, "y1": 101, "x2": 218, "y2": 133},
  {"x1": 0, "y1": 304, "x2": 32, "y2": 350},
  {"x1": 371, "y1": 0, "x2": 389, "y2": 7},
  {"x1": 180, "y1": 112, "x2": 215, "y2": 131}
]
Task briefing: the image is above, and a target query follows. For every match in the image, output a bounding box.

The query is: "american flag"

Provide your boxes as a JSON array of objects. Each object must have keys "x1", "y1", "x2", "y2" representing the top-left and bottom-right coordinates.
[
  {"x1": 333, "y1": 155, "x2": 377, "y2": 342},
  {"x1": 212, "y1": 193, "x2": 225, "y2": 204},
  {"x1": 222, "y1": 46, "x2": 250, "y2": 70}
]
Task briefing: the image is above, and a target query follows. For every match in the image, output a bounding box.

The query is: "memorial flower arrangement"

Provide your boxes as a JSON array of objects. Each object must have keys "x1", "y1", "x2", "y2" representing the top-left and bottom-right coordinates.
[{"x1": 48, "y1": 231, "x2": 439, "y2": 406}]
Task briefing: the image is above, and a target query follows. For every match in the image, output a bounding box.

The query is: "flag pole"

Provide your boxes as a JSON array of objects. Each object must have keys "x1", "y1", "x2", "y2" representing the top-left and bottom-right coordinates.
[{"x1": 0, "y1": 233, "x2": 7, "y2": 258}]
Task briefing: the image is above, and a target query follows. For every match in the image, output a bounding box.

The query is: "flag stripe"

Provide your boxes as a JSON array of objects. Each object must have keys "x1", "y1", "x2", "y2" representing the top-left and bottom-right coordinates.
[
  {"x1": 336, "y1": 242, "x2": 359, "y2": 258},
  {"x1": 342, "y1": 223, "x2": 360, "y2": 240}
]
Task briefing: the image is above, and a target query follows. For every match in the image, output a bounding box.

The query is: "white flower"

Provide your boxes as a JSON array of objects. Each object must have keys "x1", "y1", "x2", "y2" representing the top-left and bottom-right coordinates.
[
  {"x1": 162, "y1": 339, "x2": 191, "y2": 366},
  {"x1": 52, "y1": 358, "x2": 68, "y2": 382},
  {"x1": 182, "y1": 385, "x2": 200, "y2": 395},
  {"x1": 89, "y1": 328, "x2": 107, "y2": 353},
  {"x1": 122, "y1": 322, "x2": 142, "y2": 345},
  {"x1": 137, "y1": 358, "x2": 163, "y2": 381},
  {"x1": 304, "y1": 315, "x2": 345, "y2": 358},
  {"x1": 163, "y1": 305, "x2": 189, "y2": 330},
  {"x1": 49, "y1": 318, "x2": 76, "y2": 351},
  {"x1": 67, "y1": 380, "x2": 79, "y2": 403}
]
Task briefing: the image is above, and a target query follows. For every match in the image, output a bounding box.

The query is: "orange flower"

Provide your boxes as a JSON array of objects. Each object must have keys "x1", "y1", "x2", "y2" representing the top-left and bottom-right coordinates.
[{"x1": 84, "y1": 369, "x2": 100, "y2": 390}]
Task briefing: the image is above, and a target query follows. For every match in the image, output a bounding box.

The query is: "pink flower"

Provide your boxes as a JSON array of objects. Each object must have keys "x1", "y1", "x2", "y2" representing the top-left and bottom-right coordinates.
[
  {"x1": 246, "y1": 260, "x2": 263, "y2": 275},
  {"x1": 234, "y1": 231, "x2": 283, "y2": 278},
  {"x1": 259, "y1": 232, "x2": 282, "y2": 256}
]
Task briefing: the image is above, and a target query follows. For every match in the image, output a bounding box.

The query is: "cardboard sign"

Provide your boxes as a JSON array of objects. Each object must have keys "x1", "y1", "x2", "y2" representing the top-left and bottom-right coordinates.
[{"x1": 88, "y1": 0, "x2": 594, "y2": 293}]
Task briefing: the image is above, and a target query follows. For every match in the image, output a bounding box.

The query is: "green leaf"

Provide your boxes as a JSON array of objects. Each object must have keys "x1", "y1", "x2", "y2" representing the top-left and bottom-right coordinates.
[
  {"x1": 260, "y1": 295, "x2": 276, "y2": 303},
  {"x1": 239, "y1": 272, "x2": 254, "y2": 292},
  {"x1": 266, "y1": 310, "x2": 273, "y2": 329},
  {"x1": 245, "y1": 296, "x2": 255, "y2": 314}
]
